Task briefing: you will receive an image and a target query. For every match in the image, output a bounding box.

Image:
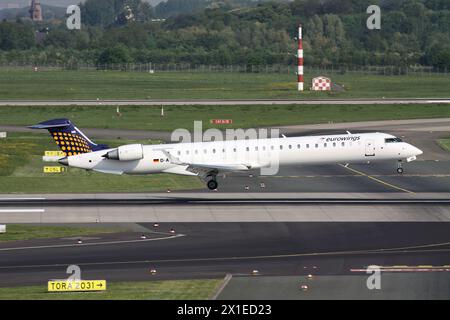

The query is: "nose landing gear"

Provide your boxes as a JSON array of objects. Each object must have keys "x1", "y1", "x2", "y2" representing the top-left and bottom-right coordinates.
[{"x1": 397, "y1": 160, "x2": 404, "y2": 174}]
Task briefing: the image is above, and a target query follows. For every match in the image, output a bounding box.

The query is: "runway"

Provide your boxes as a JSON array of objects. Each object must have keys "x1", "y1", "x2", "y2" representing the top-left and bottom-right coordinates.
[
  {"x1": 1, "y1": 191, "x2": 450, "y2": 223},
  {"x1": 1, "y1": 158, "x2": 450, "y2": 222},
  {"x1": 0, "y1": 98, "x2": 449, "y2": 106},
  {"x1": 0, "y1": 222, "x2": 449, "y2": 290}
]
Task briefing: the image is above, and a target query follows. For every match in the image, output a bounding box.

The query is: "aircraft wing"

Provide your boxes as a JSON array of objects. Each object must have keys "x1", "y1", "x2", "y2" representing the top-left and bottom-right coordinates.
[{"x1": 159, "y1": 149, "x2": 250, "y2": 178}]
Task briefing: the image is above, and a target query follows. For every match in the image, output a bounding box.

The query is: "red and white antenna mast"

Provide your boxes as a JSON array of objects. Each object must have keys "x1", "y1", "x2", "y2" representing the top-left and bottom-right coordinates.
[{"x1": 297, "y1": 25, "x2": 304, "y2": 91}]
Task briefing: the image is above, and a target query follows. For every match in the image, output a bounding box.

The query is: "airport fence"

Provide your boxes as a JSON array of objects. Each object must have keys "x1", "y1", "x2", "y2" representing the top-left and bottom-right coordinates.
[{"x1": 0, "y1": 62, "x2": 449, "y2": 76}]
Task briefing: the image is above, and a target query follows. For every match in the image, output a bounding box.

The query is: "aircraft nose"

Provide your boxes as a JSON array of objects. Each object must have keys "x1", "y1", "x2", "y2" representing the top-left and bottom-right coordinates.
[{"x1": 412, "y1": 146, "x2": 423, "y2": 156}]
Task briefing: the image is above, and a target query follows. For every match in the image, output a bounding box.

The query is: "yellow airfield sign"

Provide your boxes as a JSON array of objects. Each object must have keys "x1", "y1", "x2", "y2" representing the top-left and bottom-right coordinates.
[
  {"x1": 43, "y1": 166, "x2": 66, "y2": 173},
  {"x1": 48, "y1": 280, "x2": 107, "y2": 292},
  {"x1": 45, "y1": 151, "x2": 65, "y2": 157}
]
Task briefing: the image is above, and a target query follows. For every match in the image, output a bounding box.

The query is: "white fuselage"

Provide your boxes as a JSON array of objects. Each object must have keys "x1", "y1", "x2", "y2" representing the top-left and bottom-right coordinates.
[{"x1": 65, "y1": 132, "x2": 423, "y2": 177}]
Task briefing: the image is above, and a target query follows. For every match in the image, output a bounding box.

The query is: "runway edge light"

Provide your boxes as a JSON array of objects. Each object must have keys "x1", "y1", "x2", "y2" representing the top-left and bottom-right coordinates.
[{"x1": 47, "y1": 280, "x2": 107, "y2": 292}]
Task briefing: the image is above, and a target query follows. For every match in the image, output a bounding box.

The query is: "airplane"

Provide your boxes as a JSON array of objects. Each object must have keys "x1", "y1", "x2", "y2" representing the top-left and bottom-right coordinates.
[{"x1": 30, "y1": 118, "x2": 423, "y2": 190}]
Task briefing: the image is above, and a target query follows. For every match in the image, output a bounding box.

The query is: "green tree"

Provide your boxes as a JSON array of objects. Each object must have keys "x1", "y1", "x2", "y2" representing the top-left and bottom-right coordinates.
[
  {"x1": 97, "y1": 44, "x2": 131, "y2": 64},
  {"x1": 0, "y1": 22, "x2": 34, "y2": 50}
]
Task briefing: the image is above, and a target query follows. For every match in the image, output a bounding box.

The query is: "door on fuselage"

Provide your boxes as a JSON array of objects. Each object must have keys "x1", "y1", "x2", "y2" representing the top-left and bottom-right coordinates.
[{"x1": 365, "y1": 139, "x2": 375, "y2": 156}]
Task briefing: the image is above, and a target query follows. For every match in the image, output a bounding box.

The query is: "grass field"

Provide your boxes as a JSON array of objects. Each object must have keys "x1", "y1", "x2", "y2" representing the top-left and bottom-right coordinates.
[
  {"x1": 0, "y1": 133, "x2": 203, "y2": 193},
  {"x1": 1, "y1": 104, "x2": 450, "y2": 132},
  {"x1": 437, "y1": 137, "x2": 450, "y2": 152},
  {"x1": 0, "y1": 279, "x2": 223, "y2": 300},
  {"x1": 0, "y1": 70, "x2": 449, "y2": 100},
  {"x1": 0, "y1": 224, "x2": 125, "y2": 242}
]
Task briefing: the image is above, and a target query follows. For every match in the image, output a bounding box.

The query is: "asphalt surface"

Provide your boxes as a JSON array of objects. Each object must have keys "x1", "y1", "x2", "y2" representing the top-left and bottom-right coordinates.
[
  {"x1": 218, "y1": 274, "x2": 450, "y2": 299},
  {"x1": 2, "y1": 159, "x2": 450, "y2": 222},
  {"x1": 0, "y1": 98, "x2": 449, "y2": 106},
  {"x1": 0, "y1": 222, "x2": 449, "y2": 292},
  {"x1": 216, "y1": 160, "x2": 450, "y2": 193}
]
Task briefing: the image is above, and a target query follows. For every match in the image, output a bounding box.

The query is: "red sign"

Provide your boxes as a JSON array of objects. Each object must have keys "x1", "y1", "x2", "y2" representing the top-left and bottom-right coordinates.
[{"x1": 210, "y1": 119, "x2": 233, "y2": 125}]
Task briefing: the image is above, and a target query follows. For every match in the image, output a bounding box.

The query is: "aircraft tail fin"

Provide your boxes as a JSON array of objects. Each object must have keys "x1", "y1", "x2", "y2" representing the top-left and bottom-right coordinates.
[{"x1": 30, "y1": 119, "x2": 109, "y2": 156}]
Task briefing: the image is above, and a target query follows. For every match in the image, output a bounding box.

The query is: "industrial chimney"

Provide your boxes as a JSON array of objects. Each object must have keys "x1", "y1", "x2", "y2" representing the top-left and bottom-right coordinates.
[{"x1": 30, "y1": 0, "x2": 43, "y2": 22}]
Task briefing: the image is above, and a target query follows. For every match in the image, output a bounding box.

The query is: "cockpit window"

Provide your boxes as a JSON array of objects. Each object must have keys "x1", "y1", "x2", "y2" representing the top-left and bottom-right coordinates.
[{"x1": 385, "y1": 138, "x2": 403, "y2": 143}]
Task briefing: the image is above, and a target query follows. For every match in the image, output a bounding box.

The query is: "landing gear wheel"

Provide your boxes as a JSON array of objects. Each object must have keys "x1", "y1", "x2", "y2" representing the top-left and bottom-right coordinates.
[
  {"x1": 207, "y1": 179, "x2": 218, "y2": 190},
  {"x1": 397, "y1": 160, "x2": 404, "y2": 174}
]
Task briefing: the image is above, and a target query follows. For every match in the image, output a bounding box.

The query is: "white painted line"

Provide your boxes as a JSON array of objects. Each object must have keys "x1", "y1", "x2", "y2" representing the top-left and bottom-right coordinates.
[
  {"x1": 0, "y1": 198, "x2": 46, "y2": 201},
  {"x1": 0, "y1": 209, "x2": 45, "y2": 213},
  {"x1": 427, "y1": 100, "x2": 450, "y2": 103},
  {"x1": 0, "y1": 234, "x2": 185, "y2": 252},
  {"x1": 2, "y1": 246, "x2": 449, "y2": 271},
  {"x1": 212, "y1": 274, "x2": 233, "y2": 300}
]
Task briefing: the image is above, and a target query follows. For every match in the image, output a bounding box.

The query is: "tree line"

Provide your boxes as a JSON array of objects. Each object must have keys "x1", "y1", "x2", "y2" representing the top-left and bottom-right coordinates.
[{"x1": 0, "y1": 0, "x2": 449, "y2": 69}]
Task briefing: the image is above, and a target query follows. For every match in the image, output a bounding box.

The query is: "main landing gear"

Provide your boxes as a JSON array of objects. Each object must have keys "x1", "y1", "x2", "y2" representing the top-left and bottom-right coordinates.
[
  {"x1": 206, "y1": 175, "x2": 218, "y2": 190},
  {"x1": 207, "y1": 179, "x2": 218, "y2": 190},
  {"x1": 397, "y1": 160, "x2": 404, "y2": 174}
]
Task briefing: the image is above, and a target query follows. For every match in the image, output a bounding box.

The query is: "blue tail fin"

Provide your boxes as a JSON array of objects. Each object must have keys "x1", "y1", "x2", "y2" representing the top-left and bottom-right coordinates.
[{"x1": 30, "y1": 119, "x2": 109, "y2": 156}]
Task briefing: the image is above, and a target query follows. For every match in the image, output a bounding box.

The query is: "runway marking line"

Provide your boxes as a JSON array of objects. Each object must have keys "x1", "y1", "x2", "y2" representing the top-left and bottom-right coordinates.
[
  {"x1": 264, "y1": 174, "x2": 450, "y2": 178},
  {"x1": 1, "y1": 240, "x2": 449, "y2": 270},
  {"x1": 0, "y1": 209, "x2": 45, "y2": 213},
  {"x1": 351, "y1": 265, "x2": 450, "y2": 272},
  {"x1": 0, "y1": 198, "x2": 46, "y2": 201},
  {"x1": 339, "y1": 164, "x2": 414, "y2": 194},
  {"x1": 0, "y1": 234, "x2": 185, "y2": 252},
  {"x1": 211, "y1": 274, "x2": 233, "y2": 300}
]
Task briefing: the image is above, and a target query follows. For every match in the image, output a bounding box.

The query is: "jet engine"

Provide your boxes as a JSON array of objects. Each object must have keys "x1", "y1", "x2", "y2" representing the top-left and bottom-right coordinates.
[{"x1": 104, "y1": 144, "x2": 144, "y2": 161}]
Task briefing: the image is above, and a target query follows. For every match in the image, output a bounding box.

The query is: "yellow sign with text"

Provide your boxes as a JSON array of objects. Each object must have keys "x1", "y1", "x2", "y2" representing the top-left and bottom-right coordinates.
[
  {"x1": 43, "y1": 166, "x2": 66, "y2": 173},
  {"x1": 45, "y1": 151, "x2": 65, "y2": 157},
  {"x1": 48, "y1": 280, "x2": 106, "y2": 292}
]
